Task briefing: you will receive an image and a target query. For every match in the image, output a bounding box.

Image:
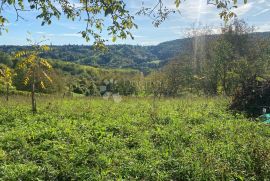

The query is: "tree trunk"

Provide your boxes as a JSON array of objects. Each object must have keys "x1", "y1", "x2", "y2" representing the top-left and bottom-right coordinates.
[
  {"x1": 32, "y1": 82, "x2": 37, "y2": 113},
  {"x1": 32, "y1": 78, "x2": 37, "y2": 113},
  {"x1": 222, "y1": 66, "x2": 227, "y2": 95},
  {"x1": 6, "y1": 84, "x2": 9, "y2": 101}
]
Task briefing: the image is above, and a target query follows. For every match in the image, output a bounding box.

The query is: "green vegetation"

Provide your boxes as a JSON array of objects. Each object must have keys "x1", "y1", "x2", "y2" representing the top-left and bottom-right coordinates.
[
  {"x1": 0, "y1": 20, "x2": 270, "y2": 116},
  {"x1": 16, "y1": 44, "x2": 53, "y2": 113},
  {"x1": 0, "y1": 96, "x2": 269, "y2": 180},
  {"x1": 1, "y1": 1, "x2": 267, "y2": 180},
  {"x1": 0, "y1": 40, "x2": 190, "y2": 71},
  {"x1": 0, "y1": 64, "x2": 13, "y2": 101},
  {"x1": 149, "y1": 20, "x2": 270, "y2": 99}
]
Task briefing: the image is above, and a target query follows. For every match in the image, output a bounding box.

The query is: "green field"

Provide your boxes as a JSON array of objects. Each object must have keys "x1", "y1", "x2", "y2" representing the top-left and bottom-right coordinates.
[{"x1": 0, "y1": 96, "x2": 269, "y2": 180}]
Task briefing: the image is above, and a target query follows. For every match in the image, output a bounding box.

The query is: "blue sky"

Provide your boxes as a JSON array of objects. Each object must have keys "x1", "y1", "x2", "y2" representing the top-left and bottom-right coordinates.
[{"x1": 1, "y1": 0, "x2": 270, "y2": 45}]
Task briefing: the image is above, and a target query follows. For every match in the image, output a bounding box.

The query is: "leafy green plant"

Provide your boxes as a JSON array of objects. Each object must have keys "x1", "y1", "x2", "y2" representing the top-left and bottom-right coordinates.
[
  {"x1": 0, "y1": 64, "x2": 14, "y2": 101},
  {"x1": 0, "y1": 97, "x2": 269, "y2": 180},
  {"x1": 16, "y1": 40, "x2": 53, "y2": 113}
]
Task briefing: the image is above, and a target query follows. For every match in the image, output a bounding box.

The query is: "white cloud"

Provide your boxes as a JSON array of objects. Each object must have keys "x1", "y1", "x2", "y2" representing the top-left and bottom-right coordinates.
[
  {"x1": 177, "y1": 0, "x2": 220, "y2": 23},
  {"x1": 36, "y1": 31, "x2": 46, "y2": 34},
  {"x1": 253, "y1": 9, "x2": 270, "y2": 16},
  {"x1": 133, "y1": 35, "x2": 145, "y2": 38},
  {"x1": 5, "y1": 22, "x2": 18, "y2": 27},
  {"x1": 233, "y1": 2, "x2": 254, "y2": 16},
  {"x1": 258, "y1": 0, "x2": 266, "y2": 3},
  {"x1": 255, "y1": 24, "x2": 270, "y2": 32},
  {"x1": 35, "y1": 32, "x2": 81, "y2": 37},
  {"x1": 141, "y1": 40, "x2": 160, "y2": 46},
  {"x1": 62, "y1": 33, "x2": 81, "y2": 37},
  {"x1": 73, "y1": 3, "x2": 83, "y2": 8}
]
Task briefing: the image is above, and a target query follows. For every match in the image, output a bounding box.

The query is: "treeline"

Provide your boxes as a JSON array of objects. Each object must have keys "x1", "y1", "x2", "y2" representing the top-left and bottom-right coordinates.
[
  {"x1": 0, "y1": 53, "x2": 143, "y2": 97},
  {"x1": 150, "y1": 19, "x2": 270, "y2": 96},
  {"x1": 0, "y1": 34, "x2": 201, "y2": 72},
  {"x1": 0, "y1": 43, "x2": 186, "y2": 72}
]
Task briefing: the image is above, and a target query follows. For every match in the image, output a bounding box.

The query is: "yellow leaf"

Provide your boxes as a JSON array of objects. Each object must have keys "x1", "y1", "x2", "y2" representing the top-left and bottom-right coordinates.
[
  {"x1": 40, "y1": 81, "x2": 45, "y2": 89},
  {"x1": 24, "y1": 77, "x2": 30, "y2": 85},
  {"x1": 40, "y1": 59, "x2": 52, "y2": 69},
  {"x1": 42, "y1": 71, "x2": 53, "y2": 83},
  {"x1": 41, "y1": 45, "x2": 50, "y2": 52}
]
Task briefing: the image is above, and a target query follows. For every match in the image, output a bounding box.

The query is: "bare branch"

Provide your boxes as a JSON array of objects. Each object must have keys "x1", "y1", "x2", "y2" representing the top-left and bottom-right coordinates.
[
  {"x1": 13, "y1": 4, "x2": 30, "y2": 21},
  {"x1": 136, "y1": 0, "x2": 180, "y2": 27}
]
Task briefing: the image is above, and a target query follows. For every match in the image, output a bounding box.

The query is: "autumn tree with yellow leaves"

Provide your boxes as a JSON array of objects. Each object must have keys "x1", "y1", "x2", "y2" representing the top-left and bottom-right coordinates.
[
  {"x1": 16, "y1": 40, "x2": 53, "y2": 113},
  {"x1": 0, "y1": 65, "x2": 13, "y2": 101}
]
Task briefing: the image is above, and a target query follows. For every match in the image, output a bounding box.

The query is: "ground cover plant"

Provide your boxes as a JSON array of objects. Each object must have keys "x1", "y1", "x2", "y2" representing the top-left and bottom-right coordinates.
[{"x1": 0, "y1": 96, "x2": 269, "y2": 180}]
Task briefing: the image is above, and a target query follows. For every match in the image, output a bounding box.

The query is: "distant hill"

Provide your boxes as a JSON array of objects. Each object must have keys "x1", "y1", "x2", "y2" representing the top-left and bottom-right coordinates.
[
  {"x1": 1, "y1": 31, "x2": 270, "y2": 72},
  {"x1": 0, "y1": 38, "x2": 192, "y2": 72}
]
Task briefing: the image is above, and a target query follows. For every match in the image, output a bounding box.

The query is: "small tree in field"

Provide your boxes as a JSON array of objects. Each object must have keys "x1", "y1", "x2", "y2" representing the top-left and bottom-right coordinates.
[
  {"x1": 16, "y1": 41, "x2": 53, "y2": 113},
  {"x1": 0, "y1": 65, "x2": 13, "y2": 101}
]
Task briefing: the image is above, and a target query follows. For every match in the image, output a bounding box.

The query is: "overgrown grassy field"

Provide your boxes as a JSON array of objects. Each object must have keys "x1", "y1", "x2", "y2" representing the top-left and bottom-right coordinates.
[{"x1": 0, "y1": 96, "x2": 269, "y2": 180}]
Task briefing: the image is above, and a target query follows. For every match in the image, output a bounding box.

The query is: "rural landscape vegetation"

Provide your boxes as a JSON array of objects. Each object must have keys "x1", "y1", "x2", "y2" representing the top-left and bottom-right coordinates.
[{"x1": 0, "y1": 0, "x2": 270, "y2": 180}]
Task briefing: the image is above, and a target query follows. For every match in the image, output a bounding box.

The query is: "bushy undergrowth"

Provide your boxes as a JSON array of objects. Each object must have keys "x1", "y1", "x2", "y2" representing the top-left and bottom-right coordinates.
[
  {"x1": 0, "y1": 96, "x2": 269, "y2": 180},
  {"x1": 230, "y1": 77, "x2": 270, "y2": 117}
]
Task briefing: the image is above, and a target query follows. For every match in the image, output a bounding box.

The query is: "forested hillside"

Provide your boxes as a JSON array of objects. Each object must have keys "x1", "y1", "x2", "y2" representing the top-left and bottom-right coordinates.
[
  {"x1": 1, "y1": 32, "x2": 269, "y2": 72},
  {"x1": 0, "y1": 36, "x2": 198, "y2": 71}
]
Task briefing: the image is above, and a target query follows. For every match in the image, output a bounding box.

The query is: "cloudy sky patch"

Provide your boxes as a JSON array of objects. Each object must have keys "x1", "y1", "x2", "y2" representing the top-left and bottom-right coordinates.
[{"x1": 0, "y1": 0, "x2": 269, "y2": 45}]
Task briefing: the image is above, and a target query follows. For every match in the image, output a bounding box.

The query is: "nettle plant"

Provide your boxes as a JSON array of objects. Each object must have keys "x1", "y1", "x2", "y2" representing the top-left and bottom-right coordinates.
[{"x1": 16, "y1": 38, "x2": 53, "y2": 113}]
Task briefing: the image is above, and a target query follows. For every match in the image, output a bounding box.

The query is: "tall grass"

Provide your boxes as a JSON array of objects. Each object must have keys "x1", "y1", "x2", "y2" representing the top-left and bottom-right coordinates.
[{"x1": 0, "y1": 96, "x2": 269, "y2": 180}]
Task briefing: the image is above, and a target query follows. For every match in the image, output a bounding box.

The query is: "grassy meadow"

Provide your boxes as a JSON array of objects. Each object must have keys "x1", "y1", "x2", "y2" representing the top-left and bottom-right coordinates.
[{"x1": 0, "y1": 96, "x2": 269, "y2": 180}]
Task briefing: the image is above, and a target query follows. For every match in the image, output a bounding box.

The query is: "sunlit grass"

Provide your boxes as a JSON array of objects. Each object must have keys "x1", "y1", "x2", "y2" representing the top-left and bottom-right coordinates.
[{"x1": 0, "y1": 96, "x2": 269, "y2": 180}]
